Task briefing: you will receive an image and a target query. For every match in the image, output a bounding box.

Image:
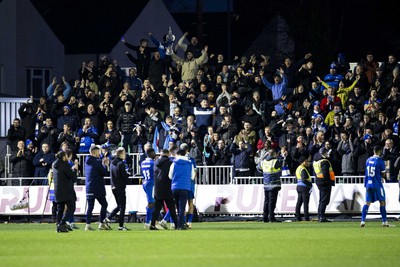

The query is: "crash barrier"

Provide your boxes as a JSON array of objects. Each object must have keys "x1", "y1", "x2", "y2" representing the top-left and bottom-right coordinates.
[
  {"x1": 4, "y1": 149, "x2": 365, "y2": 185},
  {"x1": 5, "y1": 151, "x2": 233, "y2": 184},
  {"x1": 1, "y1": 183, "x2": 400, "y2": 216},
  {"x1": 4, "y1": 148, "x2": 399, "y2": 216},
  {"x1": 4, "y1": 151, "x2": 142, "y2": 180},
  {"x1": 1, "y1": 173, "x2": 366, "y2": 187}
]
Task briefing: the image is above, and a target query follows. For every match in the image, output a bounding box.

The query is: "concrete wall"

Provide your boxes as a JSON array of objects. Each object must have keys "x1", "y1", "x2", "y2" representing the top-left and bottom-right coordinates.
[
  {"x1": 0, "y1": 0, "x2": 17, "y2": 96},
  {"x1": 0, "y1": 0, "x2": 64, "y2": 97}
]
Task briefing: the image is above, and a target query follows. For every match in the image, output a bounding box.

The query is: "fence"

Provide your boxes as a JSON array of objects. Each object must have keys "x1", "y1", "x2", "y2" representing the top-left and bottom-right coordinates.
[
  {"x1": 232, "y1": 176, "x2": 366, "y2": 184},
  {"x1": 3, "y1": 147, "x2": 366, "y2": 185},
  {"x1": 3, "y1": 149, "x2": 143, "y2": 181},
  {"x1": 197, "y1": 165, "x2": 233, "y2": 184},
  {"x1": 73, "y1": 153, "x2": 142, "y2": 181}
]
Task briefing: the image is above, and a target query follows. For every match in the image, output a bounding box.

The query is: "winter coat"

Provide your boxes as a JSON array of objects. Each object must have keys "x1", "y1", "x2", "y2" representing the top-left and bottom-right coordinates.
[
  {"x1": 117, "y1": 111, "x2": 138, "y2": 134},
  {"x1": 110, "y1": 157, "x2": 129, "y2": 190},
  {"x1": 354, "y1": 141, "x2": 374, "y2": 174},
  {"x1": 171, "y1": 52, "x2": 208, "y2": 82},
  {"x1": 230, "y1": 143, "x2": 252, "y2": 170},
  {"x1": 37, "y1": 126, "x2": 59, "y2": 151},
  {"x1": 7, "y1": 126, "x2": 26, "y2": 151},
  {"x1": 337, "y1": 140, "x2": 355, "y2": 174},
  {"x1": 212, "y1": 147, "x2": 231, "y2": 165},
  {"x1": 10, "y1": 150, "x2": 33, "y2": 177},
  {"x1": 85, "y1": 155, "x2": 109, "y2": 199},
  {"x1": 53, "y1": 158, "x2": 77, "y2": 202},
  {"x1": 33, "y1": 151, "x2": 56, "y2": 177},
  {"x1": 18, "y1": 103, "x2": 36, "y2": 139},
  {"x1": 154, "y1": 156, "x2": 173, "y2": 200},
  {"x1": 99, "y1": 128, "x2": 121, "y2": 146}
]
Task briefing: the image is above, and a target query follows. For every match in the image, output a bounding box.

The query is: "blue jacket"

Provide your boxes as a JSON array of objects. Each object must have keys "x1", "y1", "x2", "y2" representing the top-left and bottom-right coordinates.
[
  {"x1": 85, "y1": 155, "x2": 109, "y2": 199},
  {"x1": 46, "y1": 82, "x2": 72, "y2": 100},
  {"x1": 124, "y1": 76, "x2": 142, "y2": 91},
  {"x1": 230, "y1": 143, "x2": 252, "y2": 170},
  {"x1": 261, "y1": 74, "x2": 288, "y2": 115},
  {"x1": 169, "y1": 156, "x2": 194, "y2": 191},
  {"x1": 323, "y1": 73, "x2": 344, "y2": 89},
  {"x1": 33, "y1": 151, "x2": 56, "y2": 177},
  {"x1": 77, "y1": 126, "x2": 98, "y2": 153}
]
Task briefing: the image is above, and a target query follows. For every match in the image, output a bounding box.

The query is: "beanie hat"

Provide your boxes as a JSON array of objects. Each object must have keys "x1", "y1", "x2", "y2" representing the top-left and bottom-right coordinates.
[{"x1": 25, "y1": 139, "x2": 33, "y2": 147}]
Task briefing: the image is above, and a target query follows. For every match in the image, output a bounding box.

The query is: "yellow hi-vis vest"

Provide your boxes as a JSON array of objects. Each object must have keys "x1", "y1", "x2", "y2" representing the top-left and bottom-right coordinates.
[
  {"x1": 313, "y1": 158, "x2": 335, "y2": 181},
  {"x1": 47, "y1": 169, "x2": 55, "y2": 201},
  {"x1": 260, "y1": 159, "x2": 280, "y2": 174},
  {"x1": 296, "y1": 165, "x2": 311, "y2": 182},
  {"x1": 260, "y1": 158, "x2": 281, "y2": 190}
]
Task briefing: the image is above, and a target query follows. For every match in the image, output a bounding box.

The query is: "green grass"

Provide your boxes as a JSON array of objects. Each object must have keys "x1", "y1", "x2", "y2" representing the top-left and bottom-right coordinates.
[{"x1": 0, "y1": 221, "x2": 398, "y2": 267}]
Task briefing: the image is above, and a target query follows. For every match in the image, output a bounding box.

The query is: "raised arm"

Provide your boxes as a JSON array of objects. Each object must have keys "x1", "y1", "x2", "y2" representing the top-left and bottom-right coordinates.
[
  {"x1": 194, "y1": 45, "x2": 209, "y2": 65},
  {"x1": 171, "y1": 53, "x2": 184, "y2": 66},
  {"x1": 176, "y1": 32, "x2": 189, "y2": 52}
]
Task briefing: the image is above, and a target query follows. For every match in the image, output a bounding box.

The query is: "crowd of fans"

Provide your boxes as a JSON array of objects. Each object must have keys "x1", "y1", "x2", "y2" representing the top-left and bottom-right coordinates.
[{"x1": 5, "y1": 31, "x2": 400, "y2": 186}]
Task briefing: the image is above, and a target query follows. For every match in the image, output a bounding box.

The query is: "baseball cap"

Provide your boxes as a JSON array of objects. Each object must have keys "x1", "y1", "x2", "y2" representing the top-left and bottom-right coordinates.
[{"x1": 319, "y1": 147, "x2": 328, "y2": 156}]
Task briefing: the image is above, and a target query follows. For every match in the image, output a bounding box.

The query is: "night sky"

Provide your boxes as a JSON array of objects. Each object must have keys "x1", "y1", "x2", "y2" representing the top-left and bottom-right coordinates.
[{"x1": 6, "y1": 0, "x2": 400, "y2": 66}]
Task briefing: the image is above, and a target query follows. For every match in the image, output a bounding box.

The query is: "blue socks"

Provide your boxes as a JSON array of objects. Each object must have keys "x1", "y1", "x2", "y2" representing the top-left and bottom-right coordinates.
[
  {"x1": 361, "y1": 205, "x2": 369, "y2": 222},
  {"x1": 380, "y1": 205, "x2": 387, "y2": 222},
  {"x1": 187, "y1": 213, "x2": 193, "y2": 223},
  {"x1": 163, "y1": 210, "x2": 170, "y2": 222},
  {"x1": 361, "y1": 204, "x2": 387, "y2": 223},
  {"x1": 146, "y1": 207, "x2": 154, "y2": 224}
]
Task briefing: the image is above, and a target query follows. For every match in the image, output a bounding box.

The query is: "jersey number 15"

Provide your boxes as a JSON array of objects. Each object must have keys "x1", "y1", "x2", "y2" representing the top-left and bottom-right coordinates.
[{"x1": 367, "y1": 166, "x2": 375, "y2": 177}]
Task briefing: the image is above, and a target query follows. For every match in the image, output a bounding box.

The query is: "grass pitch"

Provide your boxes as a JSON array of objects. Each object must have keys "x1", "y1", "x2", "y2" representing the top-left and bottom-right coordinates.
[{"x1": 0, "y1": 221, "x2": 398, "y2": 267}]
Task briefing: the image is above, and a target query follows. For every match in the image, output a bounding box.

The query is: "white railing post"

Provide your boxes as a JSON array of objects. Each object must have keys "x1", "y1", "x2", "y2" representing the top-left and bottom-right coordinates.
[{"x1": 5, "y1": 144, "x2": 11, "y2": 179}]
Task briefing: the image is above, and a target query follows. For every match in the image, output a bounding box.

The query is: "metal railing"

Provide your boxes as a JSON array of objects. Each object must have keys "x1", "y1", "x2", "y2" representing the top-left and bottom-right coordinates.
[
  {"x1": 196, "y1": 165, "x2": 233, "y2": 184},
  {"x1": 4, "y1": 144, "x2": 11, "y2": 178},
  {"x1": 232, "y1": 176, "x2": 366, "y2": 184},
  {"x1": 1, "y1": 174, "x2": 365, "y2": 187},
  {"x1": 74, "y1": 153, "x2": 142, "y2": 180},
  {"x1": 1, "y1": 176, "x2": 48, "y2": 186},
  {"x1": 3, "y1": 146, "x2": 366, "y2": 185}
]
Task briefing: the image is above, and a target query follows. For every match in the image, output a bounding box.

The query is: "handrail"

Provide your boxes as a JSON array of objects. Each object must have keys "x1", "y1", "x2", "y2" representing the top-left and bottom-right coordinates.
[
  {"x1": 3, "y1": 150, "x2": 366, "y2": 185},
  {"x1": 1, "y1": 174, "x2": 366, "y2": 186}
]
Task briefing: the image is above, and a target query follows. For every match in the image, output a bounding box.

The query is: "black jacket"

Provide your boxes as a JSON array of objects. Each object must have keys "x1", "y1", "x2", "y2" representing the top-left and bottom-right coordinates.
[
  {"x1": 212, "y1": 147, "x2": 231, "y2": 165},
  {"x1": 99, "y1": 128, "x2": 121, "y2": 146},
  {"x1": 154, "y1": 156, "x2": 173, "y2": 200},
  {"x1": 53, "y1": 158, "x2": 77, "y2": 202},
  {"x1": 110, "y1": 157, "x2": 129, "y2": 190},
  {"x1": 37, "y1": 125, "x2": 59, "y2": 151},
  {"x1": 117, "y1": 111, "x2": 138, "y2": 134},
  {"x1": 7, "y1": 126, "x2": 26, "y2": 151},
  {"x1": 18, "y1": 103, "x2": 36, "y2": 139},
  {"x1": 316, "y1": 159, "x2": 334, "y2": 187},
  {"x1": 10, "y1": 150, "x2": 33, "y2": 177}
]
